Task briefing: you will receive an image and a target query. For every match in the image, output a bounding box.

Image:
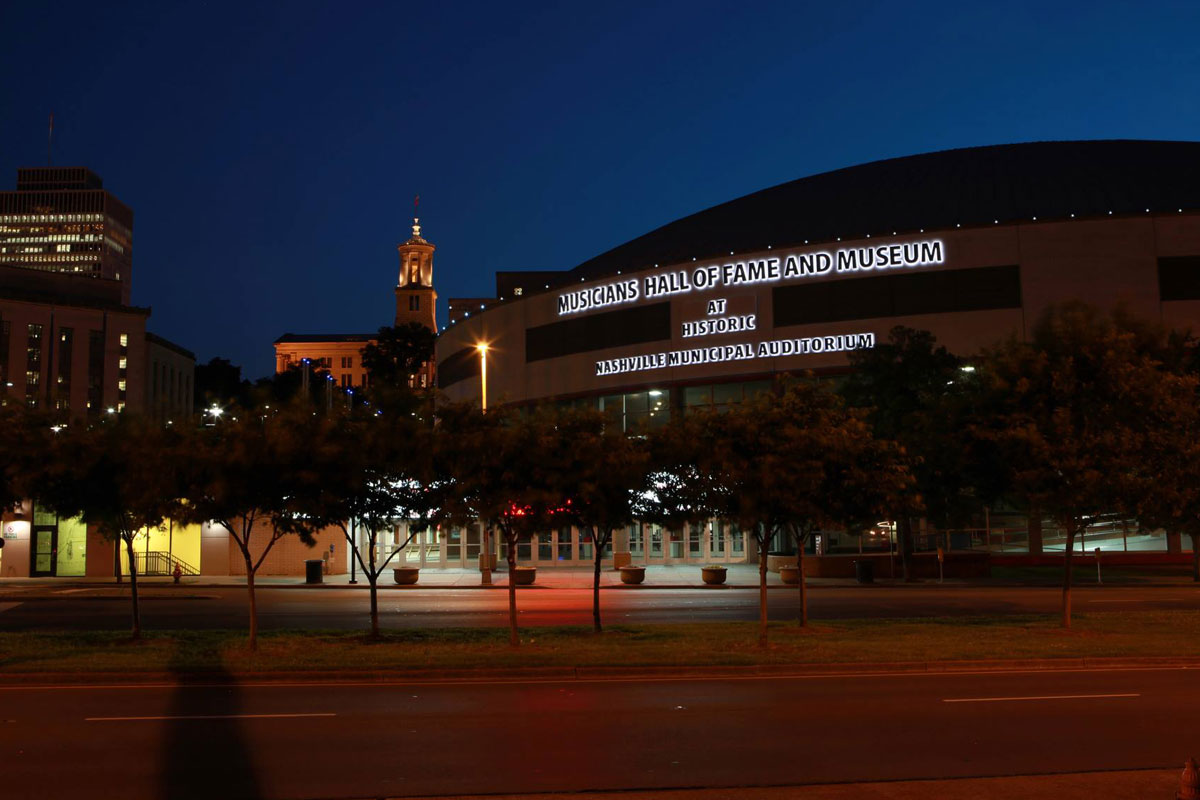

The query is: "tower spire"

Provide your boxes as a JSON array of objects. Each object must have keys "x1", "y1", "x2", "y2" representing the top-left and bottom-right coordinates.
[{"x1": 412, "y1": 193, "x2": 420, "y2": 237}]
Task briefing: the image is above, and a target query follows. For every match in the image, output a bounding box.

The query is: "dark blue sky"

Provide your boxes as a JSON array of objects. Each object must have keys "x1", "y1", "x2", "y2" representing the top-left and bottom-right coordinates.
[{"x1": 2, "y1": 1, "x2": 1197, "y2": 377}]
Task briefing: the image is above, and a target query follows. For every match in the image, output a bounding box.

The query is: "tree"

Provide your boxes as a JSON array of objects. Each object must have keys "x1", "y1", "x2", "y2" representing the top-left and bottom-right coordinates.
[
  {"x1": 433, "y1": 403, "x2": 567, "y2": 646},
  {"x1": 840, "y1": 327, "x2": 968, "y2": 580},
  {"x1": 971, "y1": 304, "x2": 1189, "y2": 627},
  {"x1": 362, "y1": 324, "x2": 436, "y2": 389},
  {"x1": 730, "y1": 381, "x2": 912, "y2": 627},
  {"x1": 553, "y1": 407, "x2": 649, "y2": 632},
  {"x1": 29, "y1": 414, "x2": 186, "y2": 639},
  {"x1": 305, "y1": 409, "x2": 435, "y2": 637},
  {"x1": 194, "y1": 357, "x2": 251, "y2": 411},
  {"x1": 180, "y1": 404, "x2": 338, "y2": 648}
]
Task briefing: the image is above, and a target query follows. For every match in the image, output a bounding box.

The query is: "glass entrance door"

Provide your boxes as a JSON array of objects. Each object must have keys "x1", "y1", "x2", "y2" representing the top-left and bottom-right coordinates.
[{"x1": 32, "y1": 526, "x2": 56, "y2": 576}]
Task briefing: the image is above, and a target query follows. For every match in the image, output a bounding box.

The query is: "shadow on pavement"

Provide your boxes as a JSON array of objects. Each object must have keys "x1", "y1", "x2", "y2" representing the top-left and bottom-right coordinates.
[{"x1": 159, "y1": 643, "x2": 262, "y2": 800}]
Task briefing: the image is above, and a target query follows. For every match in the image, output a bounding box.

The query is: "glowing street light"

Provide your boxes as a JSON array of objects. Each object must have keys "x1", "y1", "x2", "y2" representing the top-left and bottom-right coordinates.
[{"x1": 476, "y1": 342, "x2": 489, "y2": 412}]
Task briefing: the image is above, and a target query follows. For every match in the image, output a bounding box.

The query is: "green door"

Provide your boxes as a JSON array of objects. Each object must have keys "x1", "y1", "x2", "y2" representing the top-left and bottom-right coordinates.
[{"x1": 32, "y1": 526, "x2": 57, "y2": 577}]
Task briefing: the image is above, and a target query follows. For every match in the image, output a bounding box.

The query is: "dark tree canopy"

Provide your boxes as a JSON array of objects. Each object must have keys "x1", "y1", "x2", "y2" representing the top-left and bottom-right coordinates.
[{"x1": 361, "y1": 323, "x2": 436, "y2": 388}]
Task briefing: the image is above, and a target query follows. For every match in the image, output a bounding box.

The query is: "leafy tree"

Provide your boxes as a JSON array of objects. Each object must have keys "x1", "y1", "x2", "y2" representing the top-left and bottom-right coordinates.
[
  {"x1": 362, "y1": 323, "x2": 436, "y2": 388},
  {"x1": 971, "y1": 304, "x2": 1188, "y2": 627},
  {"x1": 194, "y1": 357, "x2": 251, "y2": 410},
  {"x1": 179, "y1": 403, "x2": 339, "y2": 647},
  {"x1": 29, "y1": 414, "x2": 186, "y2": 639},
  {"x1": 840, "y1": 327, "x2": 969, "y2": 579},
  {"x1": 433, "y1": 403, "x2": 567, "y2": 646},
  {"x1": 553, "y1": 407, "x2": 649, "y2": 632},
  {"x1": 731, "y1": 380, "x2": 912, "y2": 626},
  {"x1": 304, "y1": 409, "x2": 435, "y2": 637}
]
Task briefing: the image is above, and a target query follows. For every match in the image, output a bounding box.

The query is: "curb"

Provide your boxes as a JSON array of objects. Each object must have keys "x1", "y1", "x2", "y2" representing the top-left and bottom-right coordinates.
[{"x1": 3, "y1": 655, "x2": 1198, "y2": 687}]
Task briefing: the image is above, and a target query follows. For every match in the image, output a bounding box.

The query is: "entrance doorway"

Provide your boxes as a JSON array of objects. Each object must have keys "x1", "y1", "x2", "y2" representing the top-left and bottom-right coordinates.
[{"x1": 31, "y1": 525, "x2": 56, "y2": 576}]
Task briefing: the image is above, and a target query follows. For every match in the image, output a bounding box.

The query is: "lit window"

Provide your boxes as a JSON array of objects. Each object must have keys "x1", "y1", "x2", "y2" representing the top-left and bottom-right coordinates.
[
  {"x1": 514, "y1": 287, "x2": 523, "y2": 296},
  {"x1": 119, "y1": 334, "x2": 128, "y2": 347}
]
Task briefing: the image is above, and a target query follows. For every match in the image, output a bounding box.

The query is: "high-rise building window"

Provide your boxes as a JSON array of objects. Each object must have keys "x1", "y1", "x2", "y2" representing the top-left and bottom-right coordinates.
[{"x1": 117, "y1": 331, "x2": 128, "y2": 407}]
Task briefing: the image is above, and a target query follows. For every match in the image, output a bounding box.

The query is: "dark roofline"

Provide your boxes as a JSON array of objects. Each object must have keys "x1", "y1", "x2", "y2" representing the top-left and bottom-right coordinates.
[
  {"x1": 274, "y1": 333, "x2": 377, "y2": 344},
  {"x1": 145, "y1": 331, "x2": 195, "y2": 360},
  {"x1": 565, "y1": 139, "x2": 1200, "y2": 282}
]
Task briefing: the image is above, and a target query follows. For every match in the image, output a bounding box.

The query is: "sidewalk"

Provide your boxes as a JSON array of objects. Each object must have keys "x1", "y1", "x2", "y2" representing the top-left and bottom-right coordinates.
[
  {"x1": 1, "y1": 562, "x2": 1196, "y2": 590},
  {"x1": 399, "y1": 768, "x2": 1185, "y2": 800},
  {"x1": 0, "y1": 564, "x2": 934, "y2": 590}
]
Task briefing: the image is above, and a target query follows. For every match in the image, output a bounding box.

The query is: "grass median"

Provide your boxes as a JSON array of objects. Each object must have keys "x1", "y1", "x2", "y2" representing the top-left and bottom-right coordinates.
[{"x1": 4, "y1": 611, "x2": 1200, "y2": 676}]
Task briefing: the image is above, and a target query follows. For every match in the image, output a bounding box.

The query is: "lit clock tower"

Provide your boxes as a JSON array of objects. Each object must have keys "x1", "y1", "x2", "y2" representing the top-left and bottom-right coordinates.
[{"x1": 395, "y1": 204, "x2": 438, "y2": 332}]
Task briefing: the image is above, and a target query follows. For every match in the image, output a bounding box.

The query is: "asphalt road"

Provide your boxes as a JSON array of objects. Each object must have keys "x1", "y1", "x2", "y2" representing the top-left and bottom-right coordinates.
[
  {"x1": 1, "y1": 666, "x2": 1194, "y2": 799},
  {"x1": 0, "y1": 583, "x2": 1198, "y2": 631}
]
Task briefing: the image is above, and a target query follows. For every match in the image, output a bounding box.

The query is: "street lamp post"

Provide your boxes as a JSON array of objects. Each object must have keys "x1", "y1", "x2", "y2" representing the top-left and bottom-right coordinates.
[
  {"x1": 475, "y1": 342, "x2": 491, "y2": 585},
  {"x1": 476, "y1": 343, "x2": 489, "y2": 412}
]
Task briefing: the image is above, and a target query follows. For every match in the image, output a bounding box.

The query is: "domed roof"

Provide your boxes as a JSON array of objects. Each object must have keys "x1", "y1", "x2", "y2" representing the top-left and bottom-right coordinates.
[{"x1": 568, "y1": 140, "x2": 1200, "y2": 281}]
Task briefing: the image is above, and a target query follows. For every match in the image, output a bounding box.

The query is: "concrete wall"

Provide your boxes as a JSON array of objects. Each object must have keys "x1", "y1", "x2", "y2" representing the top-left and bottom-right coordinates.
[{"x1": 437, "y1": 214, "x2": 1200, "y2": 406}]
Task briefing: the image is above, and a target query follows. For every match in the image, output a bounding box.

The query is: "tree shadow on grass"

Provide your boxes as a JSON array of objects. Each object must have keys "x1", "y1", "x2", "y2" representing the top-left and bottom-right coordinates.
[{"x1": 158, "y1": 636, "x2": 261, "y2": 800}]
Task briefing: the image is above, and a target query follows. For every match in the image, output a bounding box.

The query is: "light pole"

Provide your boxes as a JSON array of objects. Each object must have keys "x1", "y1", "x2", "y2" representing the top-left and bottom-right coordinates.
[{"x1": 476, "y1": 342, "x2": 489, "y2": 412}]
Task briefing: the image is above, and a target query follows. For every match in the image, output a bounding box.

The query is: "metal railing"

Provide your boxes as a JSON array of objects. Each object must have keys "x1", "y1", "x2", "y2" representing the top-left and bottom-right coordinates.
[{"x1": 134, "y1": 550, "x2": 200, "y2": 577}]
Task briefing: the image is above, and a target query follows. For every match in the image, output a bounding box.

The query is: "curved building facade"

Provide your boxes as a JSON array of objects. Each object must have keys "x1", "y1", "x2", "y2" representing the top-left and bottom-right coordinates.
[{"x1": 432, "y1": 140, "x2": 1200, "y2": 567}]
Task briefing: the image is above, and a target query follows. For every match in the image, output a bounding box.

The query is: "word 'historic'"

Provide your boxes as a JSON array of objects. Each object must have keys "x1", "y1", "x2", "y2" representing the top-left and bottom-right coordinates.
[
  {"x1": 594, "y1": 332, "x2": 876, "y2": 376},
  {"x1": 557, "y1": 238, "x2": 945, "y2": 316}
]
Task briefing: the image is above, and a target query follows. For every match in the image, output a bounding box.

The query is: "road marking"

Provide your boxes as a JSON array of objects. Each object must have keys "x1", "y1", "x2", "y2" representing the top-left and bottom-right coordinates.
[
  {"x1": 2, "y1": 665, "x2": 1194, "y2": 693},
  {"x1": 85, "y1": 712, "x2": 336, "y2": 721},
  {"x1": 943, "y1": 693, "x2": 1140, "y2": 703},
  {"x1": 0, "y1": 602, "x2": 19, "y2": 613}
]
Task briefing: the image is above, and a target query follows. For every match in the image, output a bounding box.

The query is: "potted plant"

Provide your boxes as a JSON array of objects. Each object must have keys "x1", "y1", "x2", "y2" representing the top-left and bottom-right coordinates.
[
  {"x1": 393, "y1": 565, "x2": 420, "y2": 585},
  {"x1": 779, "y1": 564, "x2": 800, "y2": 584},
  {"x1": 513, "y1": 565, "x2": 537, "y2": 586},
  {"x1": 701, "y1": 565, "x2": 727, "y2": 585},
  {"x1": 619, "y1": 564, "x2": 646, "y2": 584}
]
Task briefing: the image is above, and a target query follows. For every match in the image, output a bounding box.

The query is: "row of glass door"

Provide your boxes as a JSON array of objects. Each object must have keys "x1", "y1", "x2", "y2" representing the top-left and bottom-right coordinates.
[{"x1": 361, "y1": 522, "x2": 748, "y2": 569}]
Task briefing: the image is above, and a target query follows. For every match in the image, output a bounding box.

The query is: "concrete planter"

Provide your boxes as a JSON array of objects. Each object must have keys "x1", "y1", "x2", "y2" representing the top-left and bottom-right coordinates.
[
  {"x1": 779, "y1": 565, "x2": 801, "y2": 585},
  {"x1": 701, "y1": 566, "x2": 727, "y2": 585},
  {"x1": 619, "y1": 565, "x2": 646, "y2": 584},
  {"x1": 513, "y1": 566, "x2": 537, "y2": 586},
  {"x1": 393, "y1": 566, "x2": 420, "y2": 585}
]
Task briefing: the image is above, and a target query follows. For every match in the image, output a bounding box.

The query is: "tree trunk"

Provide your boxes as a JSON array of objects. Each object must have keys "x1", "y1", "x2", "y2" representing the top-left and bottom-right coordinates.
[
  {"x1": 1062, "y1": 526, "x2": 1076, "y2": 629},
  {"x1": 506, "y1": 531, "x2": 519, "y2": 647},
  {"x1": 245, "y1": 553, "x2": 259, "y2": 649},
  {"x1": 898, "y1": 515, "x2": 914, "y2": 582},
  {"x1": 369, "y1": 575, "x2": 380, "y2": 639},
  {"x1": 1192, "y1": 534, "x2": 1199, "y2": 583},
  {"x1": 368, "y1": 542, "x2": 380, "y2": 639},
  {"x1": 592, "y1": 529, "x2": 603, "y2": 633},
  {"x1": 758, "y1": 528, "x2": 769, "y2": 648},
  {"x1": 123, "y1": 535, "x2": 141, "y2": 640},
  {"x1": 796, "y1": 535, "x2": 808, "y2": 627}
]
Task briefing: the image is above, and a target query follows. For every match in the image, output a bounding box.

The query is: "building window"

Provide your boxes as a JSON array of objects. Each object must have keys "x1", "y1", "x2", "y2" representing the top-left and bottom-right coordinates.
[
  {"x1": 409, "y1": 295, "x2": 420, "y2": 311},
  {"x1": 341, "y1": 356, "x2": 353, "y2": 368},
  {"x1": 25, "y1": 323, "x2": 43, "y2": 408},
  {"x1": 514, "y1": 287, "x2": 523, "y2": 296},
  {"x1": 56, "y1": 327, "x2": 73, "y2": 410},
  {"x1": 341, "y1": 374, "x2": 351, "y2": 387},
  {"x1": 87, "y1": 330, "x2": 103, "y2": 413}
]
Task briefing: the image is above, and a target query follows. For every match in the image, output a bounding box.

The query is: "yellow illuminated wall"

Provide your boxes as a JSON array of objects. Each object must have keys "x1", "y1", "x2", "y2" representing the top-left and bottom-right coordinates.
[
  {"x1": 118, "y1": 519, "x2": 203, "y2": 574},
  {"x1": 55, "y1": 516, "x2": 88, "y2": 576}
]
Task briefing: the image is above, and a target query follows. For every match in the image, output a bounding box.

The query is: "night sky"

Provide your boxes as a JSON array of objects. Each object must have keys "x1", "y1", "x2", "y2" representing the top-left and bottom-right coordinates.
[{"x1": 2, "y1": 1, "x2": 1197, "y2": 378}]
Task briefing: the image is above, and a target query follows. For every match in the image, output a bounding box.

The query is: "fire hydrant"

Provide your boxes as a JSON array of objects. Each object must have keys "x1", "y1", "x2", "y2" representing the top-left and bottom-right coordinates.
[
  {"x1": 172, "y1": 564, "x2": 182, "y2": 585},
  {"x1": 1179, "y1": 757, "x2": 1199, "y2": 800}
]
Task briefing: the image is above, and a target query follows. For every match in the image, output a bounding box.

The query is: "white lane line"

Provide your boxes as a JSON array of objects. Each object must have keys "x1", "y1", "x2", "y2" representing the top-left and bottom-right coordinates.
[
  {"x1": 85, "y1": 712, "x2": 336, "y2": 722},
  {"x1": 0, "y1": 602, "x2": 20, "y2": 613},
  {"x1": 3, "y1": 666, "x2": 1194, "y2": 692},
  {"x1": 943, "y1": 693, "x2": 1140, "y2": 703}
]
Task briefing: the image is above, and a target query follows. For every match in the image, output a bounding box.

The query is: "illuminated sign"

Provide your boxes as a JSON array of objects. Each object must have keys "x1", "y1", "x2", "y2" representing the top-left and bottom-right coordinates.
[
  {"x1": 558, "y1": 238, "x2": 945, "y2": 316},
  {"x1": 595, "y1": 332, "x2": 875, "y2": 376},
  {"x1": 681, "y1": 298, "x2": 757, "y2": 338}
]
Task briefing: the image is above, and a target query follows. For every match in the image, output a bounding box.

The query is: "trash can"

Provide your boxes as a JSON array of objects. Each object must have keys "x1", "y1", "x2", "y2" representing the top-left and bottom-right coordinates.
[
  {"x1": 854, "y1": 560, "x2": 874, "y2": 584},
  {"x1": 304, "y1": 559, "x2": 324, "y2": 584}
]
